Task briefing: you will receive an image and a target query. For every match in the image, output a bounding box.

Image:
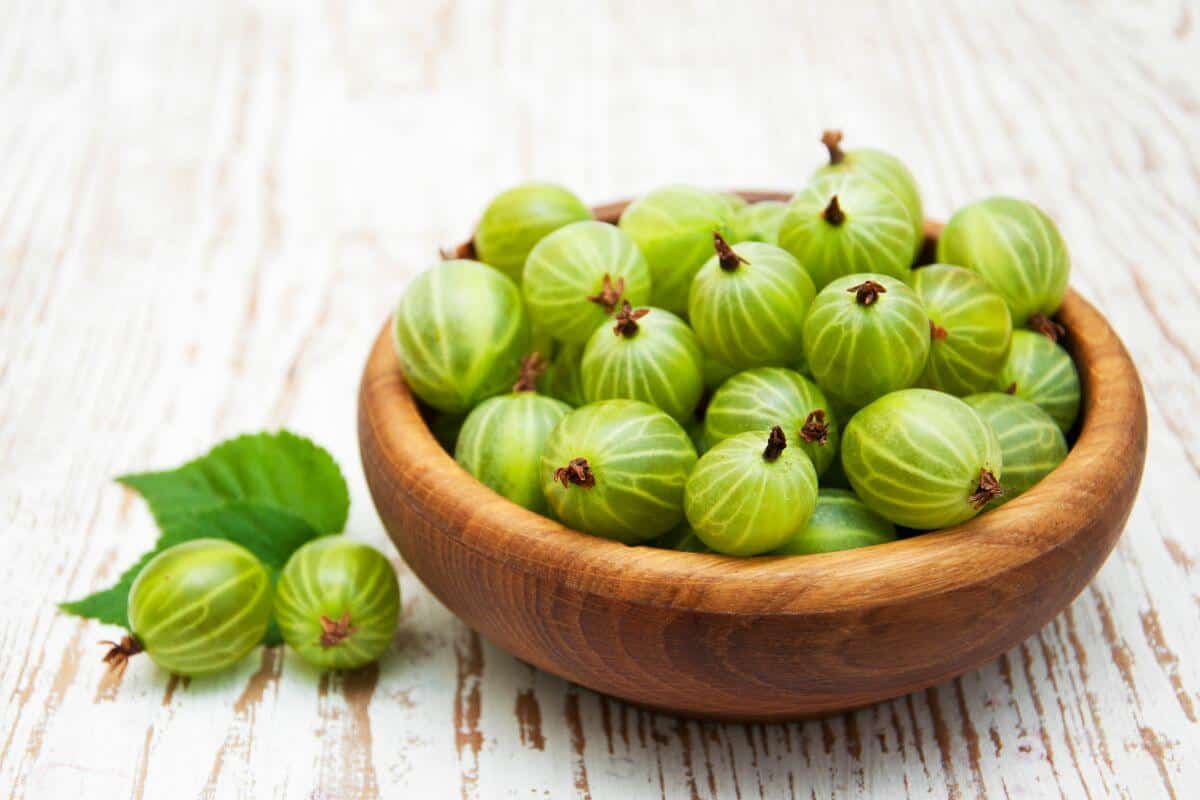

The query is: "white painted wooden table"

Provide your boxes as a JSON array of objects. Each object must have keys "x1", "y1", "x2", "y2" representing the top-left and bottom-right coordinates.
[{"x1": 3, "y1": 1, "x2": 1198, "y2": 797}]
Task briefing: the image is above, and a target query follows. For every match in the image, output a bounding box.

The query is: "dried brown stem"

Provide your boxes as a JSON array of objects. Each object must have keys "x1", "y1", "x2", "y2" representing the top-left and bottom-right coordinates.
[
  {"x1": 713, "y1": 232, "x2": 749, "y2": 272},
  {"x1": 1028, "y1": 313, "x2": 1067, "y2": 343},
  {"x1": 848, "y1": 279, "x2": 887, "y2": 306},
  {"x1": 512, "y1": 352, "x2": 547, "y2": 393},
  {"x1": 799, "y1": 410, "x2": 830, "y2": 446},
  {"x1": 763, "y1": 426, "x2": 788, "y2": 461},
  {"x1": 823, "y1": 195, "x2": 846, "y2": 225},
  {"x1": 99, "y1": 635, "x2": 143, "y2": 676},
  {"x1": 612, "y1": 301, "x2": 650, "y2": 337},
  {"x1": 587, "y1": 274, "x2": 625, "y2": 314},
  {"x1": 319, "y1": 612, "x2": 359, "y2": 648},
  {"x1": 930, "y1": 320, "x2": 949, "y2": 341},
  {"x1": 554, "y1": 457, "x2": 596, "y2": 489},
  {"x1": 1004, "y1": 382, "x2": 1017, "y2": 395},
  {"x1": 969, "y1": 469, "x2": 1004, "y2": 509},
  {"x1": 821, "y1": 130, "x2": 845, "y2": 164}
]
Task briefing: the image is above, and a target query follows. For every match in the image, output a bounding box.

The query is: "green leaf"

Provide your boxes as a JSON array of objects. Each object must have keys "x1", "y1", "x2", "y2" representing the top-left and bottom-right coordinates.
[
  {"x1": 117, "y1": 431, "x2": 349, "y2": 535},
  {"x1": 60, "y1": 551, "x2": 158, "y2": 628},
  {"x1": 61, "y1": 502, "x2": 323, "y2": 645},
  {"x1": 158, "y1": 501, "x2": 321, "y2": 566}
]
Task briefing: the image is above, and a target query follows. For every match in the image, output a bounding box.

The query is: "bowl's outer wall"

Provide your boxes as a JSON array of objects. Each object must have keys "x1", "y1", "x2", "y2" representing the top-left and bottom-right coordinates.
[{"x1": 359, "y1": 196, "x2": 1147, "y2": 720}]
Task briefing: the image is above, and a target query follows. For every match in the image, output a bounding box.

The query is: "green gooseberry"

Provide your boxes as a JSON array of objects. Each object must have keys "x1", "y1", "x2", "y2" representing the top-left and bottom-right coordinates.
[
  {"x1": 730, "y1": 201, "x2": 788, "y2": 244},
  {"x1": 703, "y1": 367, "x2": 839, "y2": 476},
  {"x1": 529, "y1": 325, "x2": 558, "y2": 363},
  {"x1": 617, "y1": 185, "x2": 733, "y2": 315},
  {"x1": 777, "y1": 172, "x2": 919, "y2": 289},
  {"x1": 685, "y1": 427, "x2": 818, "y2": 556},
  {"x1": 541, "y1": 340, "x2": 587, "y2": 407},
  {"x1": 473, "y1": 183, "x2": 592, "y2": 282},
  {"x1": 773, "y1": 488, "x2": 897, "y2": 555},
  {"x1": 580, "y1": 304, "x2": 704, "y2": 423},
  {"x1": 803, "y1": 274, "x2": 930, "y2": 409},
  {"x1": 120, "y1": 539, "x2": 272, "y2": 676},
  {"x1": 393, "y1": 259, "x2": 529, "y2": 414},
  {"x1": 689, "y1": 235, "x2": 816, "y2": 370},
  {"x1": 910, "y1": 264, "x2": 1013, "y2": 396},
  {"x1": 654, "y1": 522, "x2": 713, "y2": 553},
  {"x1": 936, "y1": 196, "x2": 1070, "y2": 326},
  {"x1": 995, "y1": 330, "x2": 1081, "y2": 432},
  {"x1": 541, "y1": 400, "x2": 697, "y2": 543},
  {"x1": 842, "y1": 388, "x2": 1003, "y2": 529},
  {"x1": 814, "y1": 130, "x2": 924, "y2": 260},
  {"x1": 964, "y1": 393, "x2": 1067, "y2": 506},
  {"x1": 719, "y1": 192, "x2": 748, "y2": 213},
  {"x1": 273, "y1": 538, "x2": 401, "y2": 670},
  {"x1": 523, "y1": 221, "x2": 653, "y2": 344},
  {"x1": 702, "y1": 357, "x2": 737, "y2": 391},
  {"x1": 455, "y1": 355, "x2": 572, "y2": 513}
]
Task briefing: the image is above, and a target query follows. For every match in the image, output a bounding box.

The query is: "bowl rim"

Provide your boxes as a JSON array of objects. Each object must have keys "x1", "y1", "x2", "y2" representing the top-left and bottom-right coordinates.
[{"x1": 359, "y1": 191, "x2": 1146, "y2": 617}]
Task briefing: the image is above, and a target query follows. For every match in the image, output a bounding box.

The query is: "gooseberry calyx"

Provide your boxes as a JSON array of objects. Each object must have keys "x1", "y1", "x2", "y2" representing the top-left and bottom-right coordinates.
[
  {"x1": 763, "y1": 426, "x2": 788, "y2": 461},
  {"x1": 511, "y1": 353, "x2": 547, "y2": 393},
  {"x1": 612, "y1": 302, "x2": 650, "y2": 337},
  {"x1": 100, "y1": 635, "x2": 144, "y2": 675},
  {"x1": 273, "y1": 538, "x2": 401, "y2": 671},
  {"x1": 821, "y1": 129, "x2": 846, "y2": 164},
  {"x1": 799, "y1": 410, "x2": 830, "y2": 445},
  {"x1": 555, "y1": 457, "x2": 595, "y2": 489},
  {"x1": 1028, "y1": 313, "x2": 1066, "y2": 343},
  {"x1": 823, "y1": 195, "x2": 846, "y2": 225},
  {"x1": 969, "y1": 469, "x2": 1004, "y2": 509},
  {"x1": 848, "y1": 279, "x2": 887, "y2": 305},
  {"x1": 587, "y1": 274, "x2": 625, "y2": 313},
  {"x1": 713, "y1": 232, "x2": 749, "y2": 272},
  {"x1": 318, "y1": 612, "x2": 358, "y2": 648}
]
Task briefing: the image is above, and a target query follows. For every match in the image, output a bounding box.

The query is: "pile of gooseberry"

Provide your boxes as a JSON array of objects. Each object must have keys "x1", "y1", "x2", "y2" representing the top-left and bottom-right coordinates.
[{"x1": 393, "y1": 131, "x2": 1079, "y2": 557}]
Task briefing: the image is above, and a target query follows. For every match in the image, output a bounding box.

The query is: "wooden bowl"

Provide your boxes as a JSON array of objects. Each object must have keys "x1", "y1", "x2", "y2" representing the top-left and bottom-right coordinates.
[{"x1": 358, "y1": 192, "x2": 1147, "y2": 720}]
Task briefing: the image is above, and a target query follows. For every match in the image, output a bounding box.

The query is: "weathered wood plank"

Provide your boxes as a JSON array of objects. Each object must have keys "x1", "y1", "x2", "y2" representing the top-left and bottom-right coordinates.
[{"x1": 1, "y1": 0, "x2": 1197, "y2": 797}]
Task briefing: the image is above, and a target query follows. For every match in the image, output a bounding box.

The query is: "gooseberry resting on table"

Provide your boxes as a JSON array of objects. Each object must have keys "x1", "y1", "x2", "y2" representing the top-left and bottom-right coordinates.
[
  {"x1": 118, "y1": 539, "x2": 273, "y2": 677},
  {"x1": 273, "y1": 537, "x2": 401, "y2": 671}
]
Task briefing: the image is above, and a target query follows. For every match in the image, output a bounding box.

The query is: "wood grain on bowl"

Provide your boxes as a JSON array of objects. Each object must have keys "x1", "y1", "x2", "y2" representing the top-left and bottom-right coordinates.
[{"x1": 359, "y1": 194, "x2": 1147, "y2": 720}]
